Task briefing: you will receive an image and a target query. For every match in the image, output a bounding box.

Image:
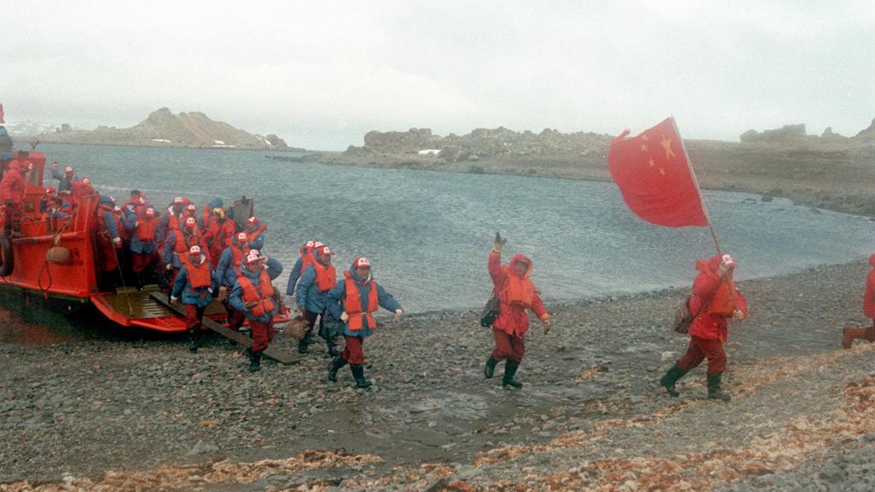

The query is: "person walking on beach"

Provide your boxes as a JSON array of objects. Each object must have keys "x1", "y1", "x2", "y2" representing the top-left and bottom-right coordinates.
[
  {"x1": 171, "y1": 245, "x2": 217, "y2": 353},
  {"x1": 325, "y1": 257, "x2": 403, "y2": 389},
  {"x1": 286, "y1": 240, "x2": 317, "y2": 303},
  {"x1": 483, "y1": 232, "x2": 551, "y2": 389},
  {"x1": 215, "y1": 232, "x2": 252, "y2": 333},
  {"x1": 841, "y1": 254, "x2": 875, "y2": 348},
  {"x1": 660, "y1": 253, "x2": 748, "y2": 401},
  {"x1": 230, "y1": 250, "x2": 278, "y2": 373},
  {"x1": 295, "y1": 245, "x2": 339, "y2": 355}
]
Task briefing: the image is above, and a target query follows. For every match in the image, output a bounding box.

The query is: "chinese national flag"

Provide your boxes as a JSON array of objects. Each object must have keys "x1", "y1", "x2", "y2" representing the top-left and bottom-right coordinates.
[{"x1": 608, "y1": 117, "x2": 709, "y2": 227}]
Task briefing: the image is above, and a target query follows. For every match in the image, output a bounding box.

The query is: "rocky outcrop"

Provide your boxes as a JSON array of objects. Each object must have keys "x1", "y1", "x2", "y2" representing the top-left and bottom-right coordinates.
[
  {"x1": 346, "y1": 127, "x2": 611, "y2": 162},
  {"x1": 854, "y1": 118, "x2": 875, "y2": 141},
  {"x1": 27, "y1": 108, "x2": 292, "y2": 150},
  {"x1": 740, "y1": 124, "x2": 809, "y2": 143}
]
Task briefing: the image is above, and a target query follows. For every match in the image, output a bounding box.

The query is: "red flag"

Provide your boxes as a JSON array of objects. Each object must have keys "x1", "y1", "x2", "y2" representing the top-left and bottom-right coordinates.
[
  {"x1": 608, "y1": 117, "x2": 708, "y2": 227},
  {"x1": 0, "y1": 104, "x2": 4, "y2": 124}
]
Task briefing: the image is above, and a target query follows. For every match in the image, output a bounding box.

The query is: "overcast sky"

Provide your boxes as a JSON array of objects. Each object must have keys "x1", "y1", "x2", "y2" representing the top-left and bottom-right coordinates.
[{"x1": 3, "y1": 1, "x2": 874, "y2": 150}]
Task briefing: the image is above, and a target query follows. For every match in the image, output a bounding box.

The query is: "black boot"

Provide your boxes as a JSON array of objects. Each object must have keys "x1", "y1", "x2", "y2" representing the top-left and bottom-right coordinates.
[
  {"x1": 298, "y1": 331, "x2": 313, "y2": 354},
  {"x1": 327, "y1": 337, "x2": 340, "y2": 357},
  {"x1": 484, "y1": 356, "x2": 498, "y2": 379},
  {"x1": 502, "y1": 360, "x2": 523, "y2": 389},
  {"x1": 187, "y1": 328, "x2": 202, "y2": 353},
  {"x1": 707, "y1": 373, "x2": 731, "y2": 402},
  {"x1": 328, "y1": 356, "x2": 347, "y2": 382},
  {"x1": 350, "y1": 364, "x2": 372, "y2": 389},
  {"x1": 249, "y1": 350, "x2": 262, "y2": 373},
  {"x1": 659, "y1": 364, "x2": 687, "y2": 397}
]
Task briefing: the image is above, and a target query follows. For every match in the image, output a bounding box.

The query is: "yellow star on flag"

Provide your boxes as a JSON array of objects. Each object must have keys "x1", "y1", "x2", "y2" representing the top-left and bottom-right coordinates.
[
  {"x1": 647, "y1": 158, "x2": 655, "y2": 167},
  {"x1": 641, "y1": 144, "x2": 649, "y2": 152},
  {"x1": 661, "y1": 137, "x2": 675, "y2": 160}
]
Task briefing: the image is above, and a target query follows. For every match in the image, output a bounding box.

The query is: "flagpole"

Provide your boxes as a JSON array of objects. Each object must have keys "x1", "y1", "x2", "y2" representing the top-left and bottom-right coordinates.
[{"x1": 670, "y1": 116, "x2": 722, "y2": 255}]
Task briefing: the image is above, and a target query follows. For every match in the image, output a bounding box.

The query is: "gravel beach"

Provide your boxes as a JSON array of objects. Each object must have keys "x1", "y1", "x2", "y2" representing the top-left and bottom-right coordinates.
[{"x1": 1, "y1": 258, "x2": 874, "y2": 491}]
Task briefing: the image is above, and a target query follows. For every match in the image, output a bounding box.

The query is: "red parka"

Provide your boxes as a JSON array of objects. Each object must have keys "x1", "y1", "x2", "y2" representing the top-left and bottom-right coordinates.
[
  {"x1": 488, "y1": 251, "x2": 548, "y2": 337},
  {"x1": 688, "y1": 255, "x2": 748, "y2": 342},
  {"x1": 0, "y1": 161, "x2": 26, "y2": 203},
  {"x1": 863, "y1": 254, "x2": 875, "y2": 319}
]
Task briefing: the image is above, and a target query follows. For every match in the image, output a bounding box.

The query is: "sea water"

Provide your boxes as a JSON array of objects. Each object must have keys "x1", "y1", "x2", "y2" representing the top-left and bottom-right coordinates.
[{"x1": 37, "y1": 143, "x2": 875, "y2": 314}]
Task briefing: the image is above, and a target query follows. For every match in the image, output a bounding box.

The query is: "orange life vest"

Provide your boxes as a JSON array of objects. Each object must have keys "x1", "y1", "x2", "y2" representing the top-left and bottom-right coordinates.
[
  {"x1": 230, "y1": 244, "x2": 250, "y2": 267},
  {"x1": 174, "y1": 230, "x2": 202, "y2": 265},
  {"x1": 247, "y1": 224, "x2": 267, "y2": 243},
  {"x1": 237, "y1": 270, "x2": 276, "y2": 318},
  {"x1": 314, "y1": 261, "x2": 337, "y2": 292},
  {"x1": 301, "y1": 251, "x2": 315, "y2": 274},
  {"x1": 344, "y1": 271, "x2": 379, "y2": 331},
  {"x1": 187, "y1": 258, "x2": 212, "y2": 289},
  {"x1": 137, "y1": 217, "x2": 158, "y2": 242},
  {"x1": 500, "y1": 272, "x2": 534, "y2": 309}
]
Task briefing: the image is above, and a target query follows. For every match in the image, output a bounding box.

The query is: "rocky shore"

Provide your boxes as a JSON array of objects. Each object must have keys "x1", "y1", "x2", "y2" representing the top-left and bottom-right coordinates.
[
  {"x1": 304, "y1": 121, "x2": 875, "y2": 218},
  {"x1": 2, "y1": 259, "x2": 875, "y2": 491}
]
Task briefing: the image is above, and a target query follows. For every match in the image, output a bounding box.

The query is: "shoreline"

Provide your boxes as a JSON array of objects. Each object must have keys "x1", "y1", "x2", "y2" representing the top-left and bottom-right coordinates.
[{"x1": 302, "y1": 141, "x2": 875, "y2": 218}]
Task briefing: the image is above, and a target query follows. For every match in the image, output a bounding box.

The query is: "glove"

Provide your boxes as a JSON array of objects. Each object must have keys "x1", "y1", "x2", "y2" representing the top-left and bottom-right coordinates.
[
  {"x1": 207, "y1": 288, "x2": 213, "y2": 294},
  {"x1": 493, "y1": 231, "x2": 507, "y2": 253},
  {"x1": 340, "y1": 312, "x2": 349, "y2": 322},
  {"x1": 169, "y1": 296, "x2": 178, "y2": 304},
  {"x1": 542, "y1": 318, "x2": 551, "y2": 335},
  {"x1": 733, "y1": 309, "x2": 746, "y2": 320},
  {"x1": 245, "y1": 300, "x2": 258, "y2": 309},
  {"x1": 165, "y1": 263, "x2": 173, "y2": 271},
  {"x1": 394, "y1": 309, "x2": 403, "y2": 321},
  {"x1": 218, "y1": 286, "x2": 229, "y2": 302},
  {"x1": 112, "y1": 237, "x2": 122, "y2": 249}
]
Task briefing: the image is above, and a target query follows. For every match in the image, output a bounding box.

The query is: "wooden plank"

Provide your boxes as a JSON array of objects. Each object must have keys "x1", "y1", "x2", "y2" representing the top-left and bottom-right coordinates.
[{"x1": 150, "y1": 292, "x2": 299, "y2": 365}]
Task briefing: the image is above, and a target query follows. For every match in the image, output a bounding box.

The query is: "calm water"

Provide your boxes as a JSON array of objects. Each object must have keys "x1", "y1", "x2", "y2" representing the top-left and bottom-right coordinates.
[{"x1": 32, "y1": 143, "x2": 875, "y2": 314}]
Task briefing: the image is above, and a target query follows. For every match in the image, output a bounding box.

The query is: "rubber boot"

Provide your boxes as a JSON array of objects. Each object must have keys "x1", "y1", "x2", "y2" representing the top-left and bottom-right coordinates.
[
  {"x1": 328, "y1": 356, "x2": 348, "y2": 382},
  {"x1": 249, "y1": 350, "x2": 262, "y2": 373},
  {"x1": 707, "y1": 373, "x2": 731, "y2": 402},
  {"x1": 484, "y1": 356, "x2": 498, "y2": 379},
  {"x1": 187, "y1": 328, "x2": 202, "y2": 353},
  {"x1": 866, "y1": 327, "x2": 875, "y2": 342},
  {"x1": 842, "y1": 327, "x2": 869, "y2": 349},
  {"x1": 659, "y1": 364, "x2": 687, "y2": 397},
  {"x1": 298, "y1": 331, "x2": 313, "y2": 354},
  {"x1": 350, "y1": 364, "x2": 372, "y2": 389},
  {"x1": 502, "y1": 360, "x2": 523, "y2": 389},
  {"x1": 327, "y1": 337, "x2": 340, "y2": 357}
]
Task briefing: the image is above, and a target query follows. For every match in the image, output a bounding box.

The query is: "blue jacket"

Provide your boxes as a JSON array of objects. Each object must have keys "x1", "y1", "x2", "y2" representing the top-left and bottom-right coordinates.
[
  {"x1": 100, "y1": 210, "x2": 120, "y2": 240},
  {"x1": 51, "y1": 168, "x2": 78, "y2": 192},
  {"x1": 122, "y1": 209, "x2": 160, "y2": 254},
  {"x1": 156, "y1": 205, "x2": 184, "y2": 242},
  {"x1": 215, "y1": 246, "x2": 245, "y2": 288},
  {"x1": 171, "y1": 259, "x2": 217, "y2": 308},
  {"x1": 296, "y1": 263, "x2": 336, "y2": 314},
  {"x1": 229, "y1": 266, "x2": 278, "y2": 323},
  {"x1": 326, "y1": 264, "x2": 402, "y2": 338},
  {"x1": 164, "y1": 228, "x2": 201, "y2": 268},
  {"x1": 286, "y1": 256, "x2": 305, "y2": 296}
]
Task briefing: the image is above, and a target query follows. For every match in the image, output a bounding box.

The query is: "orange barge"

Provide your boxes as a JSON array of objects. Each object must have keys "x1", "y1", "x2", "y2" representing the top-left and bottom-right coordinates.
[{"x1": 0, "y1": 151, "x2": 289, "y2": 332}]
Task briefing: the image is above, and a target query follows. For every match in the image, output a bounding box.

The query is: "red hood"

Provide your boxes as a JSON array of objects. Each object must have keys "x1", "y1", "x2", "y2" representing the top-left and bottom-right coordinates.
[
  {"x1": 509, "y1": 253, "x2": 533, "y2": 278},
  {"x1": 695, "y1": 254, "x2": 734, "y2": 280}
]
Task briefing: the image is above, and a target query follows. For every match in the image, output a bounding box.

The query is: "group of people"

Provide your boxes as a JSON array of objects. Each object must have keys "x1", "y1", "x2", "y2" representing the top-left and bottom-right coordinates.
[{"x1": 16, "y1": 155, "x2": 875, "y2": 400}]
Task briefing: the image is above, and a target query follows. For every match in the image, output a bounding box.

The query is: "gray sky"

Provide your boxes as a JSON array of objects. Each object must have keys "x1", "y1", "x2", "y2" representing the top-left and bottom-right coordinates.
[{"x1": 3, "y1": 0, "x2": 874, "y2": 150}]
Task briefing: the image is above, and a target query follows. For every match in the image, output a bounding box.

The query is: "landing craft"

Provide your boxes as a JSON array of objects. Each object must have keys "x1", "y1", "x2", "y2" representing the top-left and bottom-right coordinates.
[{"x1": 0, "y1": 152, "x2": 291, "y2": 333}]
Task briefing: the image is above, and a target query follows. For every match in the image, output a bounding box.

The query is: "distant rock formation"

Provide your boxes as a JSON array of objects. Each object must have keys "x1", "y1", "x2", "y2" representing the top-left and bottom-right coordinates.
[
  {"x1": 27, "y1": 108, "x2": 294, "y2": 150},
  {"x1": 740, "y1": 120, "x2": 875, "y2": 144},
  {"x1": 345, "y1": 127, "x2": 611, "y2": 162}
]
